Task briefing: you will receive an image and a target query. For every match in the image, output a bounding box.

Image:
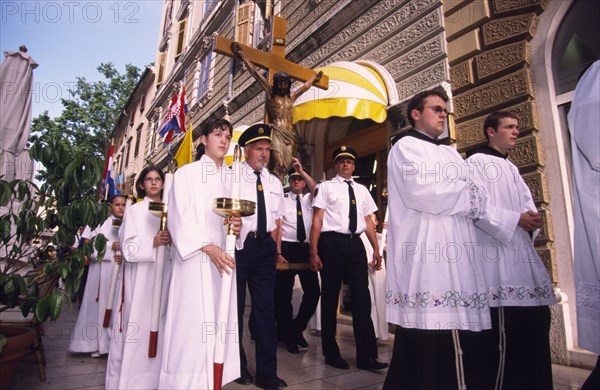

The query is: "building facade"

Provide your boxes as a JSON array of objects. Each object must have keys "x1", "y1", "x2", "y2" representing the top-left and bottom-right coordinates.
[
  {"x1": 111, "y1": 67, "x2": 156, "y2": 197},
  {"x1": 119, "y1": 0, "x2": 598, "y2": 368}
]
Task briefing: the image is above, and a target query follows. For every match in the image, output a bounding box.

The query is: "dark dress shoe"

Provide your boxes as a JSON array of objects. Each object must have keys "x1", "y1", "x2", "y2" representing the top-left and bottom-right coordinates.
[
  {"x1": 357, "y1": 358, "x2": 389, "y2": 370},
  {"x1": 234, "y1": 369, "x2": 253, "y2": 385},
  {"x1": 255, "y1": 375, "x2": 288, "y2": 390},
  {"x1": 325, "y1": 356, "x2": 350, "y2": 369},
  {"x1": 285, "y1": 340, "x2": 299, "y2": 354},
  {"x1": 296, "y1": 333, "x2": 308, "y2": 349}
]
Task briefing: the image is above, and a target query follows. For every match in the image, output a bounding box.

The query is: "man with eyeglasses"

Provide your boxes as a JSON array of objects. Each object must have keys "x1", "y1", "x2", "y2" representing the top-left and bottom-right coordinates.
[
  {"x1": 466, "y1": 111, "x2": 556, "y2": 389},
  {"x1": 383, "y1": 87, "x2": 491, "y2": 389}
]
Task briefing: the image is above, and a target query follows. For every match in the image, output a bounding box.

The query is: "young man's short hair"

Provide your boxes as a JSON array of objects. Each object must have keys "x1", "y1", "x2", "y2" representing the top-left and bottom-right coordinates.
[{"x1": 482, "y1": 111, "x2": 518, "y2": 141}]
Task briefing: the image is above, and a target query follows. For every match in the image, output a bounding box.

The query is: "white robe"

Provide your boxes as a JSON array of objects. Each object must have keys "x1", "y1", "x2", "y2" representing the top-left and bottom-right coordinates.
[
  {"x1": 568, "y1": 60, "x2": 600, "y2": 355},
  {"x1": 106, "y1": 197, "x2": 171, "y2": 389},
  {"x1": 385, "y1": 135, "x2": 491, "y2": 331},
  {"x1": 159, "y1": 155, "x2": 240, "y2": 389},
  {"x1": 360, "y1": 233, "x2": 388, "y2": 340},
  {"x1": 466, "y1": 151, "x2": 557, "y2": 307},
  {"x1": 68, "y1": 217, "x2": 119, "y2": 354}
]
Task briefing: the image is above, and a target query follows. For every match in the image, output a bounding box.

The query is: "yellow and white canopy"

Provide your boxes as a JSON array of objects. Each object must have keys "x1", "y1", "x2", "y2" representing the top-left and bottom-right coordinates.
[
  {"x1": 224, "y1": 125, "x2": 247, "y2": 166},
  {"x1": 293, "y1": 61, "x2": 389, "y2": 124}
]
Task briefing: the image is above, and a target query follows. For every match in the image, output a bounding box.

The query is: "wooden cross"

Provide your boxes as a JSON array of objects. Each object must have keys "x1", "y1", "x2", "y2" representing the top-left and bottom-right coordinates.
[{"x1": 213, "y1": 15, "x2": 329, "y2": 90}]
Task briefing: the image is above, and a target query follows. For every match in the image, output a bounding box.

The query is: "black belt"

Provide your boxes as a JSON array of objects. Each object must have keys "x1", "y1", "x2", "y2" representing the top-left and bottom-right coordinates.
[
  {"x1": 283, "y1": 241, "x2": 309, "y2": 248},
  {"x1": 247, "y1": 231, "x2": 272, "y2": 239},
  {"x1": 321, "y1": 231, "x2": 361, "y2": 239}
]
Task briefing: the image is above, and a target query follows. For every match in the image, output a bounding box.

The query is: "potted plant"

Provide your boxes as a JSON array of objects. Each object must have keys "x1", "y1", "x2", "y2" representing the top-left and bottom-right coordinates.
[{"x1": 0, "y1": 134, "x2": 110, "y2": 387}]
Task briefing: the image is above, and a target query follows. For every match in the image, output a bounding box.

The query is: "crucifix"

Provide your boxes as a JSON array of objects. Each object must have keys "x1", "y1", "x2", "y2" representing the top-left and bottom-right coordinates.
[{"x1": 213, "y1": 15, "x2": 329, "y2": 179}]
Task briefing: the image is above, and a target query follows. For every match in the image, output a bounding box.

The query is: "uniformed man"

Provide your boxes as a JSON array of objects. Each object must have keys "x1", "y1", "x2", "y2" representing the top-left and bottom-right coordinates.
[
  {"x1": 275, "y1": 159, "x2": 320, "y2": 354},
  {"x1": 309, "y1": 146, "x2": 388, "y2": 371},
  {"x1": 234, "y1": 124, "x2": 287, "y2": 390}
]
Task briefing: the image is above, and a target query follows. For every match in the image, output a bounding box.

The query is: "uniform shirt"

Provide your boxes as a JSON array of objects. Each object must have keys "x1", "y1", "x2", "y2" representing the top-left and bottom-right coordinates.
[
  {"x1": 236, "y1": 161, "x2": 284, "y2": 249},
  {"x1": 281, "y1": 192, "x2": 312, "y2": 243},
  {"x1": 313, "y1": 175, "x2": 377, "y2": 234}
]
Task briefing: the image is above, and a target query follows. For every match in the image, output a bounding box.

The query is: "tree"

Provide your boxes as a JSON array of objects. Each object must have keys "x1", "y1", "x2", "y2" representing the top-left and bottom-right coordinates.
[
  {"x1": 29, "y1": 63, "x2": 141, "y2": 164},
  {"x1": 1, "y1": 133, "x2": 109, "y2": 322}
]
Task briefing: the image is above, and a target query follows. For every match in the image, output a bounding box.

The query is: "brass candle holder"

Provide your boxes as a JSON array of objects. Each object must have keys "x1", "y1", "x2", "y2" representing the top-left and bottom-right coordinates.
[{"x1": 212, "y1": 144, "x2": 256, "y2": 230}]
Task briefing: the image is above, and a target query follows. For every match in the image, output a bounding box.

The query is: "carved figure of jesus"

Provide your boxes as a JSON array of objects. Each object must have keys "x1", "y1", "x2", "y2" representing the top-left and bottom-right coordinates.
[{"x1": 232, "y1": 42, "x2": 323, "y2": 179}]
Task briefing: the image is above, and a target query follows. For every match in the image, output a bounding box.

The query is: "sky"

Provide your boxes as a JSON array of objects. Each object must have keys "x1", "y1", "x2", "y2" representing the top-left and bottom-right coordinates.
[{"x1": 0, "y1": 0, "x2": 164, "y2": 118}]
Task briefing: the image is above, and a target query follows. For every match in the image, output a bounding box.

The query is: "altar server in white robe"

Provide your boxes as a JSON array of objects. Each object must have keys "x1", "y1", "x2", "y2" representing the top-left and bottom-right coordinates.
[
  {"x1": 384, "y1": 88, "x2": 490, "y2": 390},
  {"x1": 106, "y1": 166, "x2": 172, "y2": 390},
  {"x1": 159, "y1": 119, "x2": 242, "y2": 388},
  {"x1": 568, "y1": 60, "x2": 600, "y2": 389},
  {"x1": 359, "y1": 214, "x2": 388, "y2": 341},
  {"x1": 69, "y1": 195, "x2": 126, "y2": 356},
  {"x1": 466, "y1": 111, "x2": 557, "y2": 389}
]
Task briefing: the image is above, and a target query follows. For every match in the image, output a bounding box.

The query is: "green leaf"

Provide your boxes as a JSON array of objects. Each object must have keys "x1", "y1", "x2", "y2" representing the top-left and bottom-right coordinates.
[
  {"x1": 94, "y1": 233, "x2": 108, "y2": 261},
  {"x1": 64, "y1": 154, "x2": 84, "y2": 181},
  {"x1": 3, "y1": 278, "x2": 14, "y2": 294},
  {"x1": 58, "y1": 262, "x2": 70, "y2": 280},
  {"x1": 35, "y1": 295, "x2": 50, "y2": 321},
  {"x1": 17, "y1": 181, "x2": 30, "y2": 201},
  {"x1": 0, "y1": 181, "x2": 11, "y2": 206},
  {"x1": 48, "y1": 291, "x2": 64, "y2": 320},
  {"x1": 20, "y1": 297, "x2": 36, "y2": 317},
  {"x1": 0, "y1": 217, "x2": 10, "y2": 243}
]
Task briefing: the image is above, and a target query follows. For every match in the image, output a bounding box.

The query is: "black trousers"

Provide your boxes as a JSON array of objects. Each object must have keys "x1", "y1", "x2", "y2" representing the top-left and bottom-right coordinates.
[
  {"x1": 235, "y1": 235, "x2": 277, "y2": 380},
  {"x1": 481, "y1": 306, "x2": 553, "y2": 390},
  {"x1": 383, "y1": 326, "x2": 493, "y2": 390},
  {"x1": 275, "y1": 241, "x2": 320, "y2": 344},
  {"x1": 318, "y1": 232, "x2": 377, "y2": 361}
]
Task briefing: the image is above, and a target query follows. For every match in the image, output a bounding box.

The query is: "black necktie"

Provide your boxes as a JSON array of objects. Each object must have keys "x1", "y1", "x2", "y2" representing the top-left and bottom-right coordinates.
[
  {"x1": 296, "y1": 195, "x2": 306, "y2": 243},
  {"x1": 255, "y1": 171, "x2": 267, "y2": 235},
  {"x1": 345, "y1": 180, "x2": 357, "y2": 234}
]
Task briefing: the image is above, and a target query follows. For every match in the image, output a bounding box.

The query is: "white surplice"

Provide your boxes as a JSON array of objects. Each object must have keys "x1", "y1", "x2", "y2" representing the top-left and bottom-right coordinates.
[
  {"x1": 159, "y1": 155, "x2": 240, "y2": 389},
  {"x1": 106, "y1": 197, "x2": 171, "y2": 389},
  {"x1": 69, "y1": 217, "x2": 119, "y2": 354},
  {"x1": 386, "y1": 134, "x2": 491, "y2": 331},
  {"x1": 360, "y1": 233, "x2": 388, "y2": 340},
  {"x1": 568, "y1": 60, "x2": 600, "y2": 355},
  {"x1": 466, "y1": 151, "x2": 557, "y2": 307}
]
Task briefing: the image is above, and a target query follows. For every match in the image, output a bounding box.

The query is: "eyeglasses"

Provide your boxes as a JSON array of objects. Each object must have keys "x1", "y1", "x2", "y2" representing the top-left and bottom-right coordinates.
[
  {"x1": 144, "y1": 177, "x2": 163, "y2": 183},
  {"x1": 425, "y1": 106, "x2": 449, "y2": 115}
]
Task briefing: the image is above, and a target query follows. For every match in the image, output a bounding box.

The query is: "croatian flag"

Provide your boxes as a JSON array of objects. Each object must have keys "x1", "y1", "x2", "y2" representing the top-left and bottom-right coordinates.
[{"x1": 158, "y1": 87, "x2": 188, "y2": 145}]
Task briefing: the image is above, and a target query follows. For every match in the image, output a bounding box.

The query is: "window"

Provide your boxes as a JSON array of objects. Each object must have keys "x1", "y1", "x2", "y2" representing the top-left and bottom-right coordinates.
[
  {"x1": 235, "y1": 1, "x2": 255, "y2": 46},
  {"x1": 163, "y1": 0, "x2": 174, "y2": 34},
  {"x1": 197, "y1": 52, "x2": 213, "y2": 99},
  {"x1": 204, "y1": 0, "x2": 217, "y2": 17},
  {"x1": 175, "y1": 18, "x2": 187, "y2": 61},
  {"x1": 129, "y1": 111, "x2": 135, "y2": 129},
  {"x1": 552, "y1": 2, "x2": 600, "y2": 95},
  {"x1": 134, "y1": 125, "x2": 143, "y2": 158},
  {"x1": 157, "y1": 52, "x2": 167, "y2": 85},
  {"x1": 140, "y1": 93, "x2": 146, "y2": 113},
  {"x1": 150, "y1": 122, "x2": 157, "y2": 152},
  {"x1": 125, "y1": 137, "x2": 132, "y2": 168}
]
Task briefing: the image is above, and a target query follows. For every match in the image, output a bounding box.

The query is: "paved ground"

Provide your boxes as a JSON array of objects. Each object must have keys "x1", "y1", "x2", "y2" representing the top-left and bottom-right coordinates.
[{"x1": 8, "y1": 305, "x2": 593, "y2": 390}]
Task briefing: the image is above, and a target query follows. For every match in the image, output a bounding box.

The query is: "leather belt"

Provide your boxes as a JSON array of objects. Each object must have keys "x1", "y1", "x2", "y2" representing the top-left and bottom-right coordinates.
[
  {"x1": 276, "y1": 262, "x2": 311, "y2": 271},
  {"x1": 321, "y1": 231, "x2": 361, "y2": 239},
  {"x1": 283, "y1": 241, "x2": 309, "y2": 248},
  {"x1": 247, "y1": 231, "x2": 272, "y2": 239}
]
